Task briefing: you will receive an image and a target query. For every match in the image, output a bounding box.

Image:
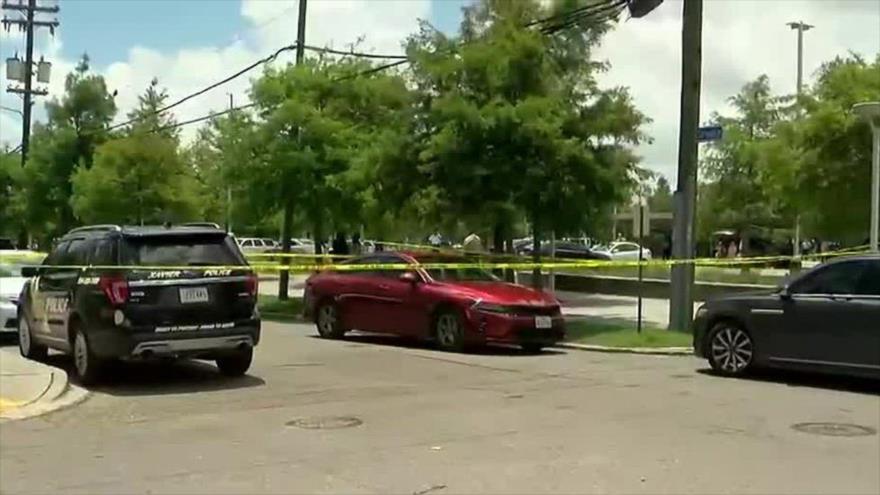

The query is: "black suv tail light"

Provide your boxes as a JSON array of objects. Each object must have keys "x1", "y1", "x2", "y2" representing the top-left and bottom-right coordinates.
[
  {"x1": 99, "y1": 275, "x2": 129, "y2": 305},
  {"x1": 245, "y1": 274, "x2": 258, "y2": 299}
]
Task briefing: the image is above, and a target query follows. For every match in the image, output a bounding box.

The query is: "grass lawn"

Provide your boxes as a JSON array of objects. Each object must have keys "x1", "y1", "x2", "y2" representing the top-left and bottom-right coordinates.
[
  {"x1": 565, "y1": 319, "x2": 692, "y2": 348},
  {"x1": 258, "y1": 295, "x2": 305, "y2": 321}
]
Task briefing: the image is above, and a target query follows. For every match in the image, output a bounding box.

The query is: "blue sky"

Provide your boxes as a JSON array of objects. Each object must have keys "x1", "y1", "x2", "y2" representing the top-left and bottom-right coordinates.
[{"x1": 50, "y1": 0, "x2": 469, "y2": 68}]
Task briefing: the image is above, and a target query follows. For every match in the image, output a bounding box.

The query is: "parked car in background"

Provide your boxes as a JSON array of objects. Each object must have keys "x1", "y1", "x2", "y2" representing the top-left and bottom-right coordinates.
[
  {"x1": 0, "y1": 260, "x2": 31, "y2": 334},
  {"x1": 304, "y1": 252, "x2": 565, "y2": 353},
  {"x1": 517, "y1": 241, "x2": 610, "y2": 260},
  {"x1": 288, "y1": 238, "x2": 315, "y2": 254},
  {"x1": 592, "y1": 242, "x2": 651, "y2": 261},
  {"x1": 237, "y1": 238, "x2": 275, "y2": 254},
  {"x1": 693, "y1": 254, "x2": 880, "y2": 379}
]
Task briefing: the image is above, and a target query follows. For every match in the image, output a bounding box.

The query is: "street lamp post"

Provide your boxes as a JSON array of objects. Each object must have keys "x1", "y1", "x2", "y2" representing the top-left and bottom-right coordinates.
[
  {"x1": 852, "y1": 102, "x2": 880, "y2": 253},
  {"x1": 787, "y1": 21, "x2": 813, "y2": 266}
]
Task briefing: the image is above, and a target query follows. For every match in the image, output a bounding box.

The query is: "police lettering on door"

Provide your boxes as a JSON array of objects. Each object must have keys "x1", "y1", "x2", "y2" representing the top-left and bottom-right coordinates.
[{"x1": 45, "y1": 296, "x2": 69, "y2": 314}]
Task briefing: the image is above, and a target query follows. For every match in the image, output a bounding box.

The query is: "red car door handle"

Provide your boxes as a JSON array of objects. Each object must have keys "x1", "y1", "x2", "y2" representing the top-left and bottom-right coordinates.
[{"x1": 378, "y1": 284, "x2": 390, "y2": 290}]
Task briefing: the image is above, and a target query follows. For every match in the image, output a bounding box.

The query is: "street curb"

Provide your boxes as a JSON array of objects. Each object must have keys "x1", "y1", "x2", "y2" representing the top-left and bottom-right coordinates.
[
  {"x1": 0, "y1": 366, "x2": 89, "y2": 422},
  {"x1": 553, "y1": 342, "x2": 694, "y2": 356}
]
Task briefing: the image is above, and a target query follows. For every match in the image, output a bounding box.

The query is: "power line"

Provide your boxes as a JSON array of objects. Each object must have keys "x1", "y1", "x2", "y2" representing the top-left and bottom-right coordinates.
[
  {"x1": 108, "y1": 44, "x2": 298, "y2": 131},
  {"x1": 526, "y1": 0, "x2": 620, "y2": 28},
  {"x1": 302, "y1": 45, "x2": 408, "y2": 60},
  {"x1": 153, "y1": 59, "x2": 411, "y2": 133},
  {"x1": 539, "y1": 0, "x2": 627, "y2": 34},
  {"x1": 139, "y1": 3, "x2": 629, "y2": 134}
]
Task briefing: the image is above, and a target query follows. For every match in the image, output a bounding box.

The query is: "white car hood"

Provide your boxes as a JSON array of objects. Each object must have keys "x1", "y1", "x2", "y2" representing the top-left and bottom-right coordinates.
[{"x1": 0, "y1": 277, "x2": 27, "y2": 298}]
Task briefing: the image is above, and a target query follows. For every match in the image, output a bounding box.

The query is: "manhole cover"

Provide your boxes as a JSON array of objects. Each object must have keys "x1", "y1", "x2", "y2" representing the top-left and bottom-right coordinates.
[
  {"x1": 791, "y1": 422, "x2": 876, "y2": 437},
  {"x1": 286, "y1": 416, "x2": 363, "y2": 430}
]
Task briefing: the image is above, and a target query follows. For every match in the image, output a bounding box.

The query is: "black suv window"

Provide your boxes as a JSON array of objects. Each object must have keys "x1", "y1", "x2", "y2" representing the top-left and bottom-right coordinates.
[
  {"x1": 791, "y1": 261, "x2": 870, "y2": 295},
  {"x1": 854, "y1": 261, "x2": 880, "y2": 296},
  {"x1": 43, "y1": 241, "x2": 70, "y2": 266},
  {"x1": 65, "y1": 238, "x2": 92, "y2": 266},
  {"x1": 91, "y1": 238, "x2": 117, "y2": 266},
  {"x1": 121, "y1": 234, "x2": 245, "y2": 266}
]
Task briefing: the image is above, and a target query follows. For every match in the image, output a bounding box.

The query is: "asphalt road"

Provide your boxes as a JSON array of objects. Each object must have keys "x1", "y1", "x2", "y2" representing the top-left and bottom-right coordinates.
[{"x1": 1, "y1": 321, "x2": 878, "y2": 494}]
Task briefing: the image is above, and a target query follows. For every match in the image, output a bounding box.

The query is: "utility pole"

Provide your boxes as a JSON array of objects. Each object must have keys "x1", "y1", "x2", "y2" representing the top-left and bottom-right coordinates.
[
  {"x1": 2, "y1": 0, "x2": 59, "y2": 167},
  {"x1": 226, "y1": 92, "x2": 234, "y2": 234},
  {"x1": 278, "y1": 0, "x2": 307, "y2": 301},
  {"x1": 669, "y1": 0, "x2": 702, "y2": 332},
  {"x1": 787, "y1": 21, "x2": 813, "y2": 265}
]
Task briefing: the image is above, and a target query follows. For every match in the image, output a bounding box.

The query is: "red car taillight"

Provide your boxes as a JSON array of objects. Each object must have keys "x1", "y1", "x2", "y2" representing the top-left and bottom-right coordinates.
[
  {"x1": 99, "y1": 275, "x2": 129, "y2": 305},
  {"x1": 245, "y1": 274, "x2": 258, "y2": 299}
]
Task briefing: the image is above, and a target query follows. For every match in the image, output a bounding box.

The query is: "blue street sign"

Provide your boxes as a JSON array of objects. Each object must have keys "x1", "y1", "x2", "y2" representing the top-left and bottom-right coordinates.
[{"x1": 698, "y1": 125, "x2": 723, "y2": 142}]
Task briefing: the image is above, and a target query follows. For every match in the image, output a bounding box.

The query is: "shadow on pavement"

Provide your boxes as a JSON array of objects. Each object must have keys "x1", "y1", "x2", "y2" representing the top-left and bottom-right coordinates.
[
  {"x1": 91, "y1": 359, "x2": 266, "y2": 396},
  {"x1": 319, "y1": 333, "x2": 567, "y2": 357},
  {"x1": 696, "y1": 367, "x2": 880, "y2": 396},
  {"x1": 4, "y1": 344, "x2": 265, "y2": 397}
]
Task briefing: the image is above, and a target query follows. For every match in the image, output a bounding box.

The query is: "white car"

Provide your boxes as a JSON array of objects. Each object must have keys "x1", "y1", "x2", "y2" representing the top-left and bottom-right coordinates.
[
  {"x1": 0, "y1": 259, "x2": 31, "y2": 333},
  {"x1": 594, "y1": 241, "x2": 652, "y2": 261},
  {"x1": 237, "y1": 237, "x2": 278, "y2": 253},
  {"x1": 289, "y1": 238, "x2": 315, "y2": 254}
]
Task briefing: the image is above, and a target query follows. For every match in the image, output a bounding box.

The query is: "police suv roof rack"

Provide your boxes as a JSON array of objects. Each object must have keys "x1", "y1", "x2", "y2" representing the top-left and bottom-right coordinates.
[
  {"x1": 180, "y1": 222, "x2": 221, "y2": 229},
  {"x1": 67, "y1": 224, "x2": 122, "y2": 235}
]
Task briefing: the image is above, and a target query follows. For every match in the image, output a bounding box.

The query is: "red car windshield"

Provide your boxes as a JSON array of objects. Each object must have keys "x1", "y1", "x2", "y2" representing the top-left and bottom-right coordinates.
[{"x1": 413, "y1": 256, "x2": 499, "y2": 282}]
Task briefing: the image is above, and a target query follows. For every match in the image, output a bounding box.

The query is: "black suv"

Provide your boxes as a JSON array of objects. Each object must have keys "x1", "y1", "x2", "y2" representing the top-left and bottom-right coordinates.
[{"x1": 17, "y1": 224, "x2": 261, "y2": 384}]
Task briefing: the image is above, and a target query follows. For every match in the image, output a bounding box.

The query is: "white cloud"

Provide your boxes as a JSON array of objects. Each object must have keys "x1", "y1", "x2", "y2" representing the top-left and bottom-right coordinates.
[{"x1": 595, "y1": 0, "x2": 880, "y2": 181}]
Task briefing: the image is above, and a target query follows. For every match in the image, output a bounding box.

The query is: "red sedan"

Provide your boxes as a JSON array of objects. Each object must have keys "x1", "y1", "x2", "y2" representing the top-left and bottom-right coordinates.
[{"x1": 303, "y1": 252, "x2": 565, "y2": 352}]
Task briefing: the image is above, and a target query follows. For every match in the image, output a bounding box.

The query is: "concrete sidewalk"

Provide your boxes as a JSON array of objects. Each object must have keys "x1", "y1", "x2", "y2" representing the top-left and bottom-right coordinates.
[{"x1": 0, "y1": 346, "x2": 87, "y2": 421}]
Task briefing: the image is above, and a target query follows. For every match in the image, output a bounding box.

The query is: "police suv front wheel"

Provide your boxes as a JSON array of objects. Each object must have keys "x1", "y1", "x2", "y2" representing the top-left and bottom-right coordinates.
[{"x1": 18, "y1": 313, "x2": 48, "y2": 360}]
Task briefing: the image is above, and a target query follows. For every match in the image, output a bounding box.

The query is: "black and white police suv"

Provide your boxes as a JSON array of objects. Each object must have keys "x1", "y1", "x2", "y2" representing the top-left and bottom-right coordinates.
[{"x1": 16, "y1": 224, "x2": 260, "y2": 384}]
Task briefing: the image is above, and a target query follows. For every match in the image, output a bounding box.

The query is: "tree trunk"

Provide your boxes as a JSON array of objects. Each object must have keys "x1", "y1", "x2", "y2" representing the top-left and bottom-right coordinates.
[
  {"x1": 278, "y1": 199, "x2": 293, "y2": 301},
  {"x1": 531, "y1": 225, "x2": 542, "y2": 290}
]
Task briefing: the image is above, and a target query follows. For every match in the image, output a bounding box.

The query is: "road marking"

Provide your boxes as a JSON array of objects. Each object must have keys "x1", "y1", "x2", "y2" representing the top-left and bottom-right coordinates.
[{"x1": 0, "y1": 397, "x2": 23, "y2": 414}]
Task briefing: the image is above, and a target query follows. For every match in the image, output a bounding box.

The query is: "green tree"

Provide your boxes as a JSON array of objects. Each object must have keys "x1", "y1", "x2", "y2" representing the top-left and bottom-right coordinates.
[
  {"x1": 698, "y1": 75, "x2": 790, "y2": 251},
  {"x1": 767, "y1": 54, "x2": 880, "y2": 243},
  {"x1": 648, "y1": 175, "x2": 672, "y2": 212},
  {"x1": 246, "y1": 56, "x2": 411, "y2": 246},
  {"x1": 0, "y1": 150, "x2": 23, "y2": 239},
  {"x1": 19, "y1": 55, "x2": 117, "y2": 242},
  {"x1": 388, "y1": 0, "x2": 647, "y2": 269},
  {"x1": 70, "y1": 80, "x2": 199, "y2": 224}
]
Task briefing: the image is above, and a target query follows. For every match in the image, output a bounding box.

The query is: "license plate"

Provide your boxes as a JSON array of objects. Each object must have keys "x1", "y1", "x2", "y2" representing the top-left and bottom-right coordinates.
[
  {"x1": 535, "y1": 316, "x2": 553, "y2": 329},
  {"x1": 179, "y1": 287, "x2": 209, "y2": 304}
]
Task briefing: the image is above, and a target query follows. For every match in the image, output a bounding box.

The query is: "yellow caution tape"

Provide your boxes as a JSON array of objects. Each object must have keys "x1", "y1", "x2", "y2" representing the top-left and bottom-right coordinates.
[{"x1": 1, "y1": 246, "x2": 870, "y2": 273}]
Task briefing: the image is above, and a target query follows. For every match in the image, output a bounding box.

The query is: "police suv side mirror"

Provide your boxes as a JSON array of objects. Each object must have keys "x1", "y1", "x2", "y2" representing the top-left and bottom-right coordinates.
[{"x1": 778, "y1": 285, "x2": 792, "y2": 300}]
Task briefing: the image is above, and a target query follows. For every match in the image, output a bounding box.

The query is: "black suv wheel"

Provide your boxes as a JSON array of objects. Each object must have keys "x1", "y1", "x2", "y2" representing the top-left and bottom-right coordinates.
[
  {"x1": 72, "y1": 325, "x2": 104, "y2": 385},
  {"x1": 707, "y1": 322, "x2": 754, "y2": 376},
  {"x1": 216, "y1": 347, "x2": 253, "y2": 377}
]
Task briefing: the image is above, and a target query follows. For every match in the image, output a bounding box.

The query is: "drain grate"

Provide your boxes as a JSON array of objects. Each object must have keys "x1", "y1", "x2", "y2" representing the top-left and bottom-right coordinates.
[
  {"x1": 286, "y1": 416, "x2": 363, "y2": 430},
  {"x1": 791, "y1": 422, "x2": 876, "y2": 437}
]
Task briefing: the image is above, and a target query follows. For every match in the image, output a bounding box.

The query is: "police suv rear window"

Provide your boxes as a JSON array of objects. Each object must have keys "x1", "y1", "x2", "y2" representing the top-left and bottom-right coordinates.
[{"x1": 121, "y1": 235, "x2": 245, "y2": 267}]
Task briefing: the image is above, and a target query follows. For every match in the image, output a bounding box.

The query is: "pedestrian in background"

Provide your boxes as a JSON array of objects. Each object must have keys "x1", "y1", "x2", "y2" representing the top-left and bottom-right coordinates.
[
  {"x1": 351, "y1": 233, "x2": 362, "y2": 255},
  {"x1": 331, "y1": 232, "x2": 350, "y2": 255}
]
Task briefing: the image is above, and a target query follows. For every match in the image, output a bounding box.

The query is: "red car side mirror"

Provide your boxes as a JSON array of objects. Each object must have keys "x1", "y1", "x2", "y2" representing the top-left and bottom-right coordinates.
[{"x1": 399, "y1": 272, "x2": 419, "y2": 284}]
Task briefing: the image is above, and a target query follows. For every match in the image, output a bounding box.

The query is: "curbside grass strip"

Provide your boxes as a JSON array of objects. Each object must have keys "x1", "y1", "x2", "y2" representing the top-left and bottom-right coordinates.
[{"x1": 554, "y1": 342, "x2": 694, "y2": 356}]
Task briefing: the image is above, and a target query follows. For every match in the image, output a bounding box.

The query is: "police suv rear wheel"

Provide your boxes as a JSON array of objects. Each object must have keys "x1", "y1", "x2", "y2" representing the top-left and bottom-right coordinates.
[{"x1": 216, "y1": 347, "x2": 253, "y2": 377}]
